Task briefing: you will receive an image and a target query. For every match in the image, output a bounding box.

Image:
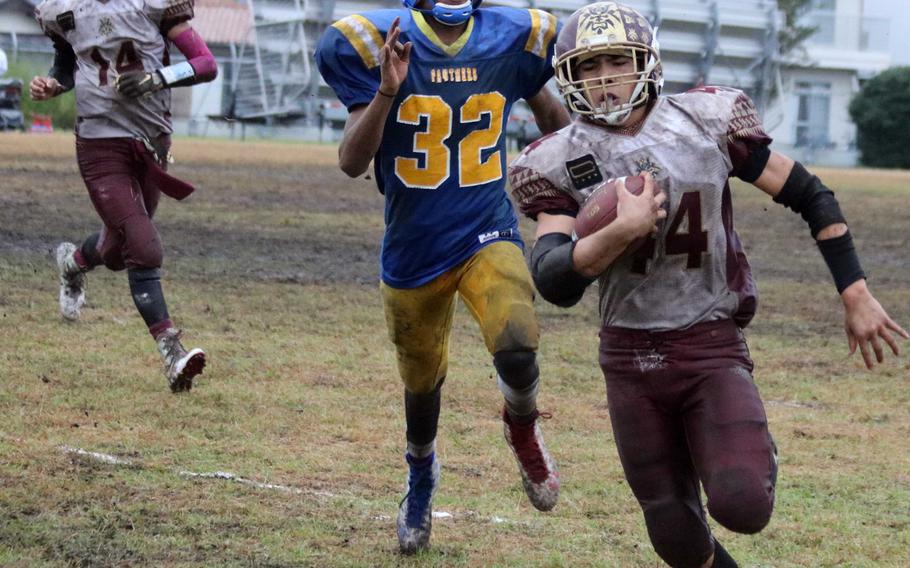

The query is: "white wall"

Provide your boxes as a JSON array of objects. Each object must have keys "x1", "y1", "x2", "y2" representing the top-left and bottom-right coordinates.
[
  {"x1": 768, "y1": 69, "x2": 854, "y2": 146},
  {"x1": 768, "y1": 0, "x2": 893, "y2": 166},
  {"x1": 865, "y1": 0, "x2": 910, "y2": 65},
  {"x1": 0, "y1": 11, "x2": 38, "y2": 34}
]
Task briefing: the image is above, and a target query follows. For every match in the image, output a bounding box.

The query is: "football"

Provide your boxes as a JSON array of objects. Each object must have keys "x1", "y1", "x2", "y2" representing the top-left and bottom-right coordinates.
[{"x1": 573, "y1": 175, "x2": 646, "y2": 239}]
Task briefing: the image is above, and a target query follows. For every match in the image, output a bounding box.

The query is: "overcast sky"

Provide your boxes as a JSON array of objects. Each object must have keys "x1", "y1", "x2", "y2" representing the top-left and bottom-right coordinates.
[{"x1": 864, "y1": 0, "x2": 910, "y2": 64}]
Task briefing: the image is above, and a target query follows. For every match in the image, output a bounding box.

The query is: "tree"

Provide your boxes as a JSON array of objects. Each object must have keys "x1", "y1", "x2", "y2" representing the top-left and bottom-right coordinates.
[
  {"x1": 7, "y1": 58, "x2": 77, "y2": 130},
  {"x1": 777, "y1": 0, "x2": 817, "y2": 57},
  {"x1": 849, "y1": 67, "x2": 910, "y2": 169}
]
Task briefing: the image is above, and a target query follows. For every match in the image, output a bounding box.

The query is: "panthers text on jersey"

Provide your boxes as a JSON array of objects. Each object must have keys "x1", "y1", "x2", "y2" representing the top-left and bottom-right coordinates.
[
  {"x1": 509, "y1": 87, "x2": 772, "y2": 331},
  {"x1": 35, "y1": 0, "x2": 194, "y2": 140},
  {"x1": 317, "y1": 7, "x2": 558, "y2": 288}
]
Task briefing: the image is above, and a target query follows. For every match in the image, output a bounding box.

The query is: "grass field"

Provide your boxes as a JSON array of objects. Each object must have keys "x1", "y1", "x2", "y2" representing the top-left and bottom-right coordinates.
[{"x1": 1, "y1": 132, "x2": 908, "y2": 567}]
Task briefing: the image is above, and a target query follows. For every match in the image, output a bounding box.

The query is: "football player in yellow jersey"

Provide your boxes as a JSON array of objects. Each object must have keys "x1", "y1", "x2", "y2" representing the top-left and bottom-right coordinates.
[{"x1": 317, "y1": 0, "x2": 570, "y2": 554}]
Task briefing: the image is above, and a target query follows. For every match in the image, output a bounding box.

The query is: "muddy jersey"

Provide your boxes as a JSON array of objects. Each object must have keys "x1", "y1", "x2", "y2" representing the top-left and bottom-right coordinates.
[
  {"x1": 35, "y1": 0, "x2": 194, "y2": 139},
  {"x1": 509, "y1": 87, "x2": 771, "y2": 331}
]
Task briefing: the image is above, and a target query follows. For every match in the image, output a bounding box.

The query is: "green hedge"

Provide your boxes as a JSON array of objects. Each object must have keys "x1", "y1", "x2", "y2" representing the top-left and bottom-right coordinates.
[
  {"x1": 848, "y1": 66, "x2": 910, "y2": 169},
  {"x1": 5, "y1": 58, "x2": 77, "y2": 130}
]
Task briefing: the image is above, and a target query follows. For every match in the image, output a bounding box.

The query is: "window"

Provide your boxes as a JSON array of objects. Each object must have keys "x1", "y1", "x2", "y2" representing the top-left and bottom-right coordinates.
[
  {"x1": 794, "y1": 81, "x2": 831, "y2": 148},
  {"x1": 798, "y1": 0, "x2": 836, "y2": 45}
]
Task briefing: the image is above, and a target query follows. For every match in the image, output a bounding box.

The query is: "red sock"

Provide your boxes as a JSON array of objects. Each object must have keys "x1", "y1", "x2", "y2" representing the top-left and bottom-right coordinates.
[
  {"x1": 149, "y1": 318, "x2": 174, "y2": 340},
  {"x1": 73, "y1": 249, "x2": 90, "y2": 270}
]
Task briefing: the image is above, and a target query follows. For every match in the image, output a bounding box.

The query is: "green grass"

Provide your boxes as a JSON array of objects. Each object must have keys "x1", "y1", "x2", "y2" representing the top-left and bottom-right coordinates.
[{"x1": 1, "y1": 133, "x2": 909, "y2": 566}]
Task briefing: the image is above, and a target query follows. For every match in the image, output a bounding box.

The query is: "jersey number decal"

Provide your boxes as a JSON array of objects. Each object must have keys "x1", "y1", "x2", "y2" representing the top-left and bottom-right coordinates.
[
  {"x1": 631, "y1": 191, "x2": 709, "y2": 274},
  {"x1": 91, "y1": 41, "x2": 143, "y2": 86},
  {"x1": 395, "y1": 93, "x2": 506, "y2": 189}
]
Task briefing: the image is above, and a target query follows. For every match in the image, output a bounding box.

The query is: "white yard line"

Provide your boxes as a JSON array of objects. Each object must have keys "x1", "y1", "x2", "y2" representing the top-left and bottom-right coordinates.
[
  {"x1": 57, "y1": 446, "x2": 515, "y2": 524},
  {"x1": 60, "y1": 446, "x2": 134, "y2": 466}
]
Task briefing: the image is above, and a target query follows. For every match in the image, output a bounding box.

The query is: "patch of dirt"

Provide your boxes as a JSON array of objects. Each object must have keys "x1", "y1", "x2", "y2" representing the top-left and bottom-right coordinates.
[
  {"x1": 2, "y1": 139, "x2": 908, "y2": 302},
  {"x1": 1, "y1": 152, "x2": 385, "y2": 285}
]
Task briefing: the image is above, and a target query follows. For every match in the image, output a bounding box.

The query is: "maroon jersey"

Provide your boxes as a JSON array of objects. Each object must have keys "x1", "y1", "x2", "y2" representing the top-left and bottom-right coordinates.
[
  {"x1": 509, "y1": 87, "x2": 772, "y2": 330},
  {"x1": 35, "y1": 0, "x2": 194, "y2": 140}
]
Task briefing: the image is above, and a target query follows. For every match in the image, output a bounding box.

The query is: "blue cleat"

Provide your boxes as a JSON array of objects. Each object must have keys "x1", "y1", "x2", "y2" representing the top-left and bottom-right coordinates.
[{"x1": 396, "y1": 452, "x2": 439, "y2": 554}]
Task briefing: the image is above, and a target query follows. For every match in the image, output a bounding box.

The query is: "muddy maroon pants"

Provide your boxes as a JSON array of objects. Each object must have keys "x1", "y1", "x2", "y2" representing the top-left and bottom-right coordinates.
[
  {"x1": 75, "y1": 136, "x2": 169, "y2": 271},
  {"x1": 599, "y1": 319, "x2": 776, "y2": 568}
]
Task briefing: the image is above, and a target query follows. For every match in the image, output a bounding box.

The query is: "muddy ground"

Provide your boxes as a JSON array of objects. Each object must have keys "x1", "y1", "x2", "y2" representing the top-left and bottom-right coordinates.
[{"x1": 1, "y1": 132, "x2": 907, "y2": 292}]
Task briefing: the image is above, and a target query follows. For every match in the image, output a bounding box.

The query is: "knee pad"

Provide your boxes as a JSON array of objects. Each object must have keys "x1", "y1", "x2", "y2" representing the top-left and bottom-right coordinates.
[
  {"x1": 128, "y1": 240, "x2": 163, "y2": 269},
  {"x1": 706, "y1": 467, "x2": 774, "y2": 534},
  {"x1": 101, "y1": 250, "x2": 127, "y2": 271},
  {"x1": 642, "y1": 499, "x2": 713, "y2": 568},
  {"x1": 122, "y1": 219, "x2": 163, "y2": 269},
  {"x1": 493, "y1": 350, "x2": 539, "y2": 390}
]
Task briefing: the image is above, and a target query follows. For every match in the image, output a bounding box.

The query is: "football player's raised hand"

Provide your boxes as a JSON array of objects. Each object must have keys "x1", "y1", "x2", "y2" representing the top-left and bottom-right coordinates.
[
  {"x1": 379, "y1": 17, "x2": 412, "y2": 97},
  {"x1": 30, "y1": 76, "x2": 61, "y2": 100}
]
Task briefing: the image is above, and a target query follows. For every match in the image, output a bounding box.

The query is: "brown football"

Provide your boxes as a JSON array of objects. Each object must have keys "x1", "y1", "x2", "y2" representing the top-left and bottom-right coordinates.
[{"x1": 574, "y1": 175, "x2": 646, "y2": 239}]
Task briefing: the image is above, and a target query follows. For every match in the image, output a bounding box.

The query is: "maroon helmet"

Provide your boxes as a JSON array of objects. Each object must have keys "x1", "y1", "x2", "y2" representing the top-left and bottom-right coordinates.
[{"x1": 554, "y1": 2, "x2": 663, "y2": 125}]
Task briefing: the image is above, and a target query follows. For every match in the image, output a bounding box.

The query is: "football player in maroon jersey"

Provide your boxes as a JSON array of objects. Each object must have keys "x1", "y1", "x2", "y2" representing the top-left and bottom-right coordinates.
[
  {"x1": 31, "y1": 0, "x2": 217, "y2": 392},
  {"x1": 509, "y1": 2, "x2": 907, "y2": 566}
]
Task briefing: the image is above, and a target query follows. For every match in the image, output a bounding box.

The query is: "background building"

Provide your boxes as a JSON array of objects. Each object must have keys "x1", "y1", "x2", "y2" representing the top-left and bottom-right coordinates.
[
  {"x1": 0, "y1": 0, "x2": 251, "y2": 135},
  {"x1": 1, "y1": 0, "x2": 906, "y2": 166},
  {"x1": 765, "y1": 0, "x2": 892, "y2": 166}
]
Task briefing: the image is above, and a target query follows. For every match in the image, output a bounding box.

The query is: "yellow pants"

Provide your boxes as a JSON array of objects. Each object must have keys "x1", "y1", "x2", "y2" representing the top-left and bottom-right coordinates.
[{"x1": 381, "y1": 241, "x2": 540, "y2": 394}]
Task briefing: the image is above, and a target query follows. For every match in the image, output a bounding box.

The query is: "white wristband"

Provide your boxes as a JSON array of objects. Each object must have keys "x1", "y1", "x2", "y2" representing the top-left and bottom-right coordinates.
[{"x1": 156, "y1": 61, "x2": 195, "y2": 86}]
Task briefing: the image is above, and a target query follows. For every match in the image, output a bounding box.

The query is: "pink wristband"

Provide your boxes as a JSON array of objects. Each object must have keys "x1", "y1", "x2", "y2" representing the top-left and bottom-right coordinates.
[{"x1": 171, "y1": 27, "x2": 217, "y2": 82}]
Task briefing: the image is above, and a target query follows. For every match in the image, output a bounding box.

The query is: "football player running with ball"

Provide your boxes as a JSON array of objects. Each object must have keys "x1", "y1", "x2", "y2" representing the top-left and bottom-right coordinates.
[
  {"x1": 316, "y1": 0, "x2": 570, "y2": 554},
  {"x1": 508, "y1": 2, "x2": 907, "y2": 567},
  {"x1": 32, "y1": 0, "x2": 217, "y2": 392}
]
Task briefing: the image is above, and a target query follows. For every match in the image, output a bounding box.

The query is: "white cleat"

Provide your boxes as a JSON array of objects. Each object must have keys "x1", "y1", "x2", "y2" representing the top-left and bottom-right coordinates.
[
  {"x1": 56, "y1": 242, "x2": 86, "y2": 321},
  {"x1": 156, "y1": 328, "x2": 206, "y2": 393}
]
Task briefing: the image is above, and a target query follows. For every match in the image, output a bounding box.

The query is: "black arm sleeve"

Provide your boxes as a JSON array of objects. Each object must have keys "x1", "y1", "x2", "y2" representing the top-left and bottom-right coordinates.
[
  {"x1": 48, "y1": 35, "x2": 76, "y2": 93},
  {"x1": 817, "y1": 231, "x2": 866, "y2": 294},
  {"x1": 772, "y1": 161, "x2": 846, "y2": 238},
  {"x1": 529, "y1": 232, "x2": 596, "y2": 308},
  {"x1": 773, "y1": 161, "x2": 865, "y2": 292}
]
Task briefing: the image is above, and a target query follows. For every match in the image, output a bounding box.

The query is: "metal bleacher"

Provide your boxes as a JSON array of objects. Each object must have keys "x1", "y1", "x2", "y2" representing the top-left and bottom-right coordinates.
[{"x1": 238, "y1": 0, "x2": 779, "y2": 127}]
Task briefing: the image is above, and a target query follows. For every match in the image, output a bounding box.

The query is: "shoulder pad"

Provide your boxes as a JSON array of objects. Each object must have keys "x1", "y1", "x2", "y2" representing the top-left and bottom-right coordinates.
[
  {"x1": 509, "y1": 129, "x2": 580, "y2": 213},
  {"x1": 145, "y1": 0, "x2": 195, "y2": 25},
  {"x1": 522, "y1": 9, "x2": 558, "y2": 59},
  {"x1": 34, "y1": 0, "x2": 73, "y2": 37},
  {"x1": 511, "y1": 130, "x2": 570, "y2": 175},
  {"x1": 675, "y1": 86, "x2": 764, "y2": 141},
  {"x1": 330, "y1": 11, "x2": 396, "y2": 69},
  {"x1": 684, "y1": 85, "x2": 745, "y2": 103},
  {"x1": 673, "y1": 86, "x2": 742, "y2": 121},
  {"x1": 473, "y1": 7, "x2": 557, "y2": 58},
  {"x1": 145, "y1": 0, "x2": 195, "y2": 12}
]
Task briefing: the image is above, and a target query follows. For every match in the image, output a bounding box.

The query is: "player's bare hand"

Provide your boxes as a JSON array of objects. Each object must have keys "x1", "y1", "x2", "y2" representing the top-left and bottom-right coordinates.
[
  {"x1": 616, "y1": 172, "x2": 666, "y2": 239},
  {"x1": 378, "y1": 17, "x2": 412, "y2": 97},
  {"x1": 841, "y1": 280, "x2": 908, "y2": 369},
  {"x1": 30, "y1": 76, "x2": 61, "y2": 100}
]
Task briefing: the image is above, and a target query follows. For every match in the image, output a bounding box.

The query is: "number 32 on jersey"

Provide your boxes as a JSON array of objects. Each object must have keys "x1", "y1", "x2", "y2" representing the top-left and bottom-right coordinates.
[{"x1": 394, "y1": 92, "x2": 506, "y2": 189}]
